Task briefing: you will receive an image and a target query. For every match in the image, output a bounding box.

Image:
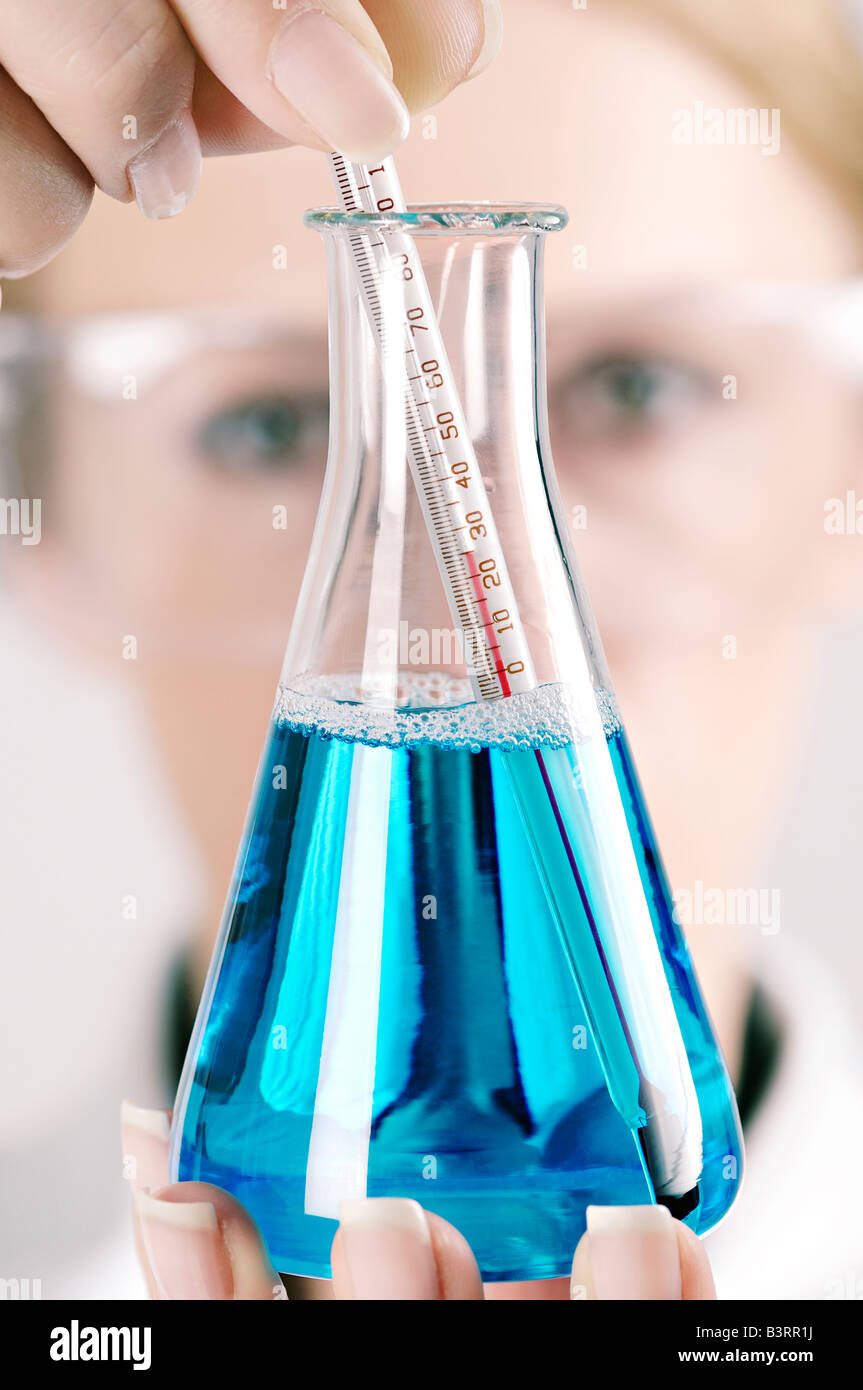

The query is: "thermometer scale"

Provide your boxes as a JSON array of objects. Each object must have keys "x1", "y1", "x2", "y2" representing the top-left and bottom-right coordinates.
[{"x1": 326, "y1": 151, "x2": 704, "y2": 1214}]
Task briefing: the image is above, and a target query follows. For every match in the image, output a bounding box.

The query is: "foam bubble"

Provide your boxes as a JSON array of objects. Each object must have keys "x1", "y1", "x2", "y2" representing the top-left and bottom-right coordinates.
[{"x1": 273, "y1": 673, "x2": 620, "y2": 751}]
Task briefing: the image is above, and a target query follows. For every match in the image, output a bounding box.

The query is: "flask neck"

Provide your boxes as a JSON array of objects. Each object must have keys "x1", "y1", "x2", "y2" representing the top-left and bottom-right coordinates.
[
  {"x1": 283, "y1": 222, "x2": 609, "y2": 709},
  {"x1": 333, "y1": 226, "x2": 552, "y2": 489}
]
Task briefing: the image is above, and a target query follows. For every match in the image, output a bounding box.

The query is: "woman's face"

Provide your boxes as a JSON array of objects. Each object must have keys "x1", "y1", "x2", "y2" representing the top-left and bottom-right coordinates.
[{"x1": 12, "y1": 3, "x2": 862, "y2": 1051}]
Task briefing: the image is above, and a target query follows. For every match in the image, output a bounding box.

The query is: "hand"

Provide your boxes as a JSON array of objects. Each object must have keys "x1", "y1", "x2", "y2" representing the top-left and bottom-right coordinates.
[
  {"x1": 122, "y1": 1103, "x2": 717, "y2": 1300},
  {"x1": 0, "y1": 0, "x2": 502, "y2": 277}
]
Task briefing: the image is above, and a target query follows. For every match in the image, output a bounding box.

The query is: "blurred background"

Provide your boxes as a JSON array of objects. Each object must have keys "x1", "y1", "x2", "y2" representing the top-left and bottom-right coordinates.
[{"x1": 2, "y1": 0, "x2": 863, "y2": 1300}]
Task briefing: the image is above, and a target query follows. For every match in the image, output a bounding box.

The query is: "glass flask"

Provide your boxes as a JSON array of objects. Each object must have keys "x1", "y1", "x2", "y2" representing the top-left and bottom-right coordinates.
[{"x1": 171, "y1": 202, "x2": 743, "y2": 1282}]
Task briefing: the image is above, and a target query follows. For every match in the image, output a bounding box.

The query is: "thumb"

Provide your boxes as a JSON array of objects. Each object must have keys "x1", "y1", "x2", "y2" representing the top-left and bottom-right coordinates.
[
  {"x1": 570, "y1": 1206, "x2": 717, "y2": 1301},
  {"x1": 121, "y1": 1099, "x2": 282, "y2": 1300},
  {"x1": 135, "y1": 1182, "x2": 285, "y2": 1301},
  {"x1": 361, "y1": 1, "x2": 504, "y2": 113}
]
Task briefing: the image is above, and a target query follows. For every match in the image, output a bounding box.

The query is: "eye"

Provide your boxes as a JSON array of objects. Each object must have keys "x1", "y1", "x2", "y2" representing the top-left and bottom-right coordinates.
[
  {"x1": 194, "y1": 393, "x2": 329, "y2": 472},
  {"x1": 552, "y1": 354, "x2": 709, "y2": 443}
]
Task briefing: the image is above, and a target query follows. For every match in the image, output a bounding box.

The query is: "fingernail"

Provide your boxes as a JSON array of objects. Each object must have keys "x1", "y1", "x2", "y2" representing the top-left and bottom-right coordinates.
[
  {"x1": 338, "y1": 1198, "x2": 438, "y2": 1299},
  {"x1": 121, "y1": 1100, "x2": 171, "y2": 1194},
  {"x1": 572, "y1": 1205, "x2": 682, "y2": 1301},
  {"x1": 467, "y1": 1, "x2": 504, "y2": 80},
  {"x1": 268, "y1": 11, "x2": 409, "y2": 163},
  {"x1": 128, "y1": 112, "x2": 202, "y2": 220},
  {"x1": 136, "y1": 1190, "x2": 233, "y2": 1300},
  {"x1": 121, "y1": 1099, "x2": 171, "y2": 1141}
]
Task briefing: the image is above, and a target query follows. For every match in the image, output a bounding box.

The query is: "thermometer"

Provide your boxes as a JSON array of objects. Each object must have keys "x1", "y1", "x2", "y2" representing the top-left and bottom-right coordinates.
[
  {"x1": 329, "y1": 152, "x2": 534, "y2": 702},
  {"x1": 326, "y1": 152, "x2": 704, "y2": 1214}
]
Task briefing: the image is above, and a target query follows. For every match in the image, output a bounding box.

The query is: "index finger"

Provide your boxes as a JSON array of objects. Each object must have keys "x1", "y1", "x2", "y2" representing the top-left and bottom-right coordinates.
[{"x1": 172, "y1": 0, "x2": 409, "y2": 162}]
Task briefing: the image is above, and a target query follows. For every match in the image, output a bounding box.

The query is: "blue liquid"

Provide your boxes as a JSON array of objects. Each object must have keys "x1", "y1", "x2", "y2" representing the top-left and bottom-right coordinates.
[{"x1": 172, "y1": 683, "x2": 742, "y2": 1281}]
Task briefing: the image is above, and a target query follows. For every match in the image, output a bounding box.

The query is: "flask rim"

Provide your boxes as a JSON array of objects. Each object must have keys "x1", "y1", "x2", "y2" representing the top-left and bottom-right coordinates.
[{"x1": 303, "y1": 202, "x2": 568, "y2": 235}]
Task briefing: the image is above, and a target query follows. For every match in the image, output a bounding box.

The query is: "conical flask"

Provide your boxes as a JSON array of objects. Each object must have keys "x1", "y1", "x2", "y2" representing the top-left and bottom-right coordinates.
[{"x1": 171, "y1": 201, "x2": 743, "y2": 1283}]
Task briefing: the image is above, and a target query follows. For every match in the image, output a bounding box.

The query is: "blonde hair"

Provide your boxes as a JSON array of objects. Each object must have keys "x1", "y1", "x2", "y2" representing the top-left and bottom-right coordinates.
[{"x1": 635, "y1": 0, "x2": 863, "y2": 229}]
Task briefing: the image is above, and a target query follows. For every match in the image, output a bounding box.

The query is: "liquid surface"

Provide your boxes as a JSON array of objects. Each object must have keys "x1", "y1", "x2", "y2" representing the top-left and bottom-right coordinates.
[{"x1": 172, "y1": 680, "x2": 742, "y2": 1281}]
